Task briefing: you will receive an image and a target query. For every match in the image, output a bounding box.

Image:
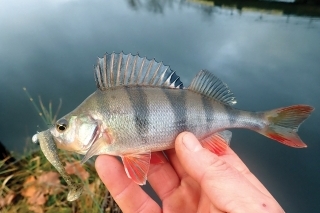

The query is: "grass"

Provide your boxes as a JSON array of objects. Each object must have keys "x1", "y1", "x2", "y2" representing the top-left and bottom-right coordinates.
[{"x1": 0, "y1": 88, "x2": 121, "y2": 213}]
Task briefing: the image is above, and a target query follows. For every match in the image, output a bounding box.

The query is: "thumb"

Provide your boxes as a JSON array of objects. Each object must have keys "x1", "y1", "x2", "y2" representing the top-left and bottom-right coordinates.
[
  {"x1": 175, "y1": 132, "x2": 232, "y2": 188},
  {"x1": 175, "y1": 132, "x2": 284, "y2": 213}
]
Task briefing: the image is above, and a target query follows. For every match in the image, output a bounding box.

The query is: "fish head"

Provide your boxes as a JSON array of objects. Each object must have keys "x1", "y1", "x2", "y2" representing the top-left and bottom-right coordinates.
[{"x1": 50, "y1": 114, "x2": 100, "y2": 154}]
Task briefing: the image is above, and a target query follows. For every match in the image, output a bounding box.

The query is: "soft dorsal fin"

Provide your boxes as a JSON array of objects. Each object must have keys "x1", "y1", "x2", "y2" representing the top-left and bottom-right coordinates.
[
  {"x1": 94, "y1": 52, "x2": 183, "y2": 90},
  {"x1": 188, "y1": 70, "x2": 237, "y2": 106}
]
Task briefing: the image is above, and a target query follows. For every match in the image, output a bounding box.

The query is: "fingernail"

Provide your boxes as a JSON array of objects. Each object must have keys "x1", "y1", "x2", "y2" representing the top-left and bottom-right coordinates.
[{"x1": 182, "y1": 133, "x2": 202, "y2": 152}]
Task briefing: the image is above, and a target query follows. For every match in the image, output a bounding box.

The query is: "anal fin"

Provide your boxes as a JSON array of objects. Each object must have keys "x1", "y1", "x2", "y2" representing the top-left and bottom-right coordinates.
[
  {"x1": 200, "y1": 130, "x2": 232, "y2": 155},
  {"x1": 150, "y1": 152, "x2": 165, "y2": 164},
  {"x1": 121, "y1": 152, "x2": 151, "y2": 185}
]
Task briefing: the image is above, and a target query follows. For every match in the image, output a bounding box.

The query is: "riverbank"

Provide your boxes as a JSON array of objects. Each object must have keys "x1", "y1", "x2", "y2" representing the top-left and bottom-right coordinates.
[{"x1": 0, "y1": 143, "x2": 121, "y2": 213}]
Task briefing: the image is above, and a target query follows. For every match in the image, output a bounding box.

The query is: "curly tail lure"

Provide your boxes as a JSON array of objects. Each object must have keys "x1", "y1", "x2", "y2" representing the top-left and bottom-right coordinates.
[{"x1": 33, "y1": 130, "x2": 83, "y2": 201}]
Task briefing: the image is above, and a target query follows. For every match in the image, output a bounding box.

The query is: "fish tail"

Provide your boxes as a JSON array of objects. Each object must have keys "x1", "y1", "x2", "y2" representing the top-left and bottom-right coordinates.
[{"x1": 258, "y1": 105, "x2": 314, "y2": 148}]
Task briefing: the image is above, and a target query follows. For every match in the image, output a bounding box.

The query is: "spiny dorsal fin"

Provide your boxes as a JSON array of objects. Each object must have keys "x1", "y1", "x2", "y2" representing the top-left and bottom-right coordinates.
[
  {"x1": 188, "y1": 70, "x2": 237, "y2": 106},
  {"x1": 94, "y1": 52, "x2": 183, "y2": 90}
]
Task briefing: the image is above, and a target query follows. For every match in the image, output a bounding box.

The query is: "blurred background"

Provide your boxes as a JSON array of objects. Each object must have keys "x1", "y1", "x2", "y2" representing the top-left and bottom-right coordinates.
[{"x1": 0, "y1": 0, "x2": 319, "y2": 212}]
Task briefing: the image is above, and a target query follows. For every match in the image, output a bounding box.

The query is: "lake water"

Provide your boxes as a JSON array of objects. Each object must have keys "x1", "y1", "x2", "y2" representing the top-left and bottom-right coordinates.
[{"x1": 0, "y1": 0, "x2": 319, "y2": 212}]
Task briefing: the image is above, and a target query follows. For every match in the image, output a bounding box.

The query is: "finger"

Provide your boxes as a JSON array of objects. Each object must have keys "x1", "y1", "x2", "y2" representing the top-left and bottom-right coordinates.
[
  {"x1": 175, "y1": 132, "x2": 284, "y2": 213},
  {"x1": 221, "y1": 148, "x2": 274, "y2": 197},
  {"x1": 95, "y1": 155, "x2": 160, "y2": 213},
  {"x1": 198, "y1": 190, "x2": 224, "y2": 213},
  {"x1": 165, "y1": 149, "x2": 189, "y2": 179},
  {"x1": 149, "y1": 151, "x2": 201, "y2": 212},
  {"x1": 147, "y1": 151, "x2": 180, "y2": 200}
]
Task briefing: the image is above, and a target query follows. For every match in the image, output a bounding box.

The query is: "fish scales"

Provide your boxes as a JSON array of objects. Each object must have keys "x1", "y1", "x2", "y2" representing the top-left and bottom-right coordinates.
[{"x1": 34, "y1": 52, "x2": 314, "y2": 199}]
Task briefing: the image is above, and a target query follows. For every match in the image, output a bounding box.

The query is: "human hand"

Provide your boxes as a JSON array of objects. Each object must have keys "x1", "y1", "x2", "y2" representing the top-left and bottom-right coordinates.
[{"x1": 95, "y1": 132, "x2": 284, "y2": 213}]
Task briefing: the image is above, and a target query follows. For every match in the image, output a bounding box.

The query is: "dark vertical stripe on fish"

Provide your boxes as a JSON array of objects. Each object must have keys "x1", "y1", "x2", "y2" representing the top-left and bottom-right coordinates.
[
  {"x1": 225, "y1": 105, "x2": 240, "y2": 125},
  {"x1": 162, "y1": 88, "x2": 188, "y2": 133},
  {"x1": 125, "y1": 86, "x2": 149, "y2": 143},
  {"x1": 201, "y1": 96, "x2": 214, "y2": 131},
  {"x1": 95, "y1": 90, "x2": 111, "y2": 117}
]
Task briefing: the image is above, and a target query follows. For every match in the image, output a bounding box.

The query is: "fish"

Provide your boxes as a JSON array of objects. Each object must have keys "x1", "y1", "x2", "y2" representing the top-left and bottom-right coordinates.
[{"x1": 33, "y1": 52, "x2": 314, "y2": 201}]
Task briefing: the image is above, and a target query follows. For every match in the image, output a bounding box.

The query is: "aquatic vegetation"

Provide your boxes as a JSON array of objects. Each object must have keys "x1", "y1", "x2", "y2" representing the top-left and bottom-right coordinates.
[{"x1": 23, "y1": 87, "x2": 62, "y2": 126}]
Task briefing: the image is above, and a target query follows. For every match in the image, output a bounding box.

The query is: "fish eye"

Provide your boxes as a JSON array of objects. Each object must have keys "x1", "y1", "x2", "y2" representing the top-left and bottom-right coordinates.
[{"x1": 56, "y1": 119, "x2": 68, "y2": 132}]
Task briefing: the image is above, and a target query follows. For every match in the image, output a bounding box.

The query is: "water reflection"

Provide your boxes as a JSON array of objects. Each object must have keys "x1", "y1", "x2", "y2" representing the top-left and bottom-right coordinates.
[
  {"x1": 126, "y1": 0, "x2": 320, "y2": 17},
  {"x1": 127, "y1": 0, "x2": 175, "y2": 13},
  {"x1": 0, "y1": 0, "x2": 319, "y2": 212}
]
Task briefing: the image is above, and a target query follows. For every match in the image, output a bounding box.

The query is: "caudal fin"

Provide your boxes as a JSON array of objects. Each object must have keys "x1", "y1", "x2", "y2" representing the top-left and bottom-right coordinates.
[{"x1": 259, "y1": 105, "x2": 314, "y2": 148}]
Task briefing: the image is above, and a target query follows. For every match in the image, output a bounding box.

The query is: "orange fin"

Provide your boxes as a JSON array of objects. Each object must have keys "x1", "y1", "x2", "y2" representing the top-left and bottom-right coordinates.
[
  {"x1": 261, "y1": 105, "x2": 314, "y2": 148},
  {"x1": 200, "y1": 130, "x2": 232, "y2": 155},
  {"x1": 121, "y1": 152, "x2": 151, "y2": 185},
  {"x1": 150, "y1": 152, "x2": 165, "y2": 164}
]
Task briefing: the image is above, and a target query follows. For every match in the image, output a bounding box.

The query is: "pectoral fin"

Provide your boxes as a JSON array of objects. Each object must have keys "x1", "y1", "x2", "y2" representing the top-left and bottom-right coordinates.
[
  {"x1": 81, "y1": 138, "x2": 106, "y2": 164},
  {"x1": 121, "y1": 152, "x2": 151, "y2": 185},
  {"x1": 200, "y1": 130, "x2": 232, "y2": 155}
]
